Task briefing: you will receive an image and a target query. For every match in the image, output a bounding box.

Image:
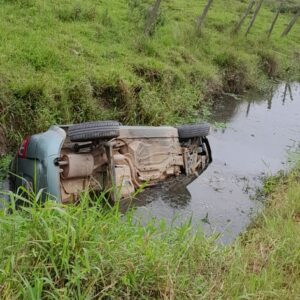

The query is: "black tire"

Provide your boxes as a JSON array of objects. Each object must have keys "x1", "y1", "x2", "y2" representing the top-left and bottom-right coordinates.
[
  {"x1": 68, "y1": 121, "x2": 121, "y2": 142},
  {"x1": 176, "y1": 123, "x2": 210, "y2": 139},
  {"x1": 8, "y1": 176, "x2": 15, "y2": 193}
]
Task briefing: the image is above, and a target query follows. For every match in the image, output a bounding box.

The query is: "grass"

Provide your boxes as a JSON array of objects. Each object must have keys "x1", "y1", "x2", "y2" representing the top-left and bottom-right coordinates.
[
  {"x1": 0, "y1": 193, "x2": 223, "y2": 299},
  {"x1": 0, "y1": 0, "x2": 299, "y2": 149},
  {"x1": 217, "y1": 167, "x2": 300, "y2": 299},
  {"x1": 0, "y1": 163, "x2": 300, "y2": 299},
  {"x1": 0, "y1": 155, "x2": 12, "y2": 180}
]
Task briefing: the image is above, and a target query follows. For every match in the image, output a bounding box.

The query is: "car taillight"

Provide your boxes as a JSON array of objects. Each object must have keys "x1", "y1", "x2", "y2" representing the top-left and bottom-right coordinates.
[{"x1": 18, "y1": 136, "x2": 30, "y2": 158}]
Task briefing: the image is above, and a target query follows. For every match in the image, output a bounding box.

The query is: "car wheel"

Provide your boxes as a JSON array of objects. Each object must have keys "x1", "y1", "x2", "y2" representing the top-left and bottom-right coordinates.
[
  {"x1": 68, "y1": 120, "x2": 121, "y2": 142},
  {"x1": 8, "y1": 176, "x2": 15, "y2": 193},
  {"x1": 176, "y1": 123, "x2": 210, "y2": 138}
]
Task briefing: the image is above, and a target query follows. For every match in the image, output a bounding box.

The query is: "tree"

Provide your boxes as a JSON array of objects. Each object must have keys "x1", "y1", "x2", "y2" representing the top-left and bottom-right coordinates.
[
  {"x1": 245, "y1": 0, "x2": 264, "y2": 36},
  {"x1": 233, "y1": 0, "x2": 256, "y2": 34},
  {"x1": 281, "y1": 8, "x2": 300, "y2": 37},
  {"x1": 196, "y1": 0, "x2": 214, "y2": 34},
  {"x1": 144, "y1": 0, "x2": 162, "y2": 36}
]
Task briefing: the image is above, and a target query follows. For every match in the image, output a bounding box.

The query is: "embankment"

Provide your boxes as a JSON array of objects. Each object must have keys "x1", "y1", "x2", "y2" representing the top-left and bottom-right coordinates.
[{"x1": 0, "y1": 0, "x2": 299, "y2": 150}]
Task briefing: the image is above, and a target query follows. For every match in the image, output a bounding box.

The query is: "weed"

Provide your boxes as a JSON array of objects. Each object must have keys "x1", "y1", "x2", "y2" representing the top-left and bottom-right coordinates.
[
  {"x1": 100, "y1": 8, "x2": 113, "y2": 27},
  {"x1": 56, "y1": 3, "x2": 96, "y2": 22},
  {"x1": 0, "y1": 155, "x2": 12, "y2": 180}
]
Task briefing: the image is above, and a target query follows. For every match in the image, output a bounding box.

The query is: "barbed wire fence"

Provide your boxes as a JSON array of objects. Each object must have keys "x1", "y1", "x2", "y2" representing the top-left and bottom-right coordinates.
[{"x1": 143, "y1": 0, "x2": 299, "y2": 38}]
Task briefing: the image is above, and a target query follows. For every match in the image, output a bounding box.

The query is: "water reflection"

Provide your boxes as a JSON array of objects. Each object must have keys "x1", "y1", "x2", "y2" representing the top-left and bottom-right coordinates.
[
  {"x1": 133, "y1": 82, "x2": 300, "y2": 244},
  {"x1": 267, "y1": 85, "x2": 274, "y2": 110},
  {"x1": 282, "y1": 82, "x2": 294, "y2": 104},
  {"x1": 213, "y1": 82, "x2": 296, "y2": 123}
]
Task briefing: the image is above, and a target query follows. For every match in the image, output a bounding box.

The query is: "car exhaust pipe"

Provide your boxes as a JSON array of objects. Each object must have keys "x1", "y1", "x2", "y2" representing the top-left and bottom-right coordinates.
[{"x1": 60, "y1": 154, "x2": 94, "y2": 179}]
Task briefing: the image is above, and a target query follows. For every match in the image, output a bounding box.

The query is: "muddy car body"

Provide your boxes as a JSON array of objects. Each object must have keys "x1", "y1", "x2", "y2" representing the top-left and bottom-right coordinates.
[{"x1": 9, "y1": 121, "x2": 212, "y2": 203}]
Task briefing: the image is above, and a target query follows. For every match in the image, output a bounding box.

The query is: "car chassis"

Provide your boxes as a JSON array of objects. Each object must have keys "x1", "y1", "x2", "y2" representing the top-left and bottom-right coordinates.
[{"x1": 9, "y1": 121, "x2": 212, "y2": 203}]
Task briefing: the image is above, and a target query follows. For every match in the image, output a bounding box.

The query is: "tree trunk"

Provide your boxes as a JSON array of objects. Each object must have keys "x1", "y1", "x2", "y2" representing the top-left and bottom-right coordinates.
[
  {"x1": 144, "y1": 0, "x2": 162, "y2": 36},
  {"x1": 267, "y1": 2, "x2": 282, "y2": 38},
  {"x1": 245, "y1": 0, "x2": 264, "y2": 36},
  {"x1": 196, "y1": 0, "x2": 214, "y2": 34},
  {"x1": 281, "y1": 8, "x2": 300, "y2": 37},
  {"x1": 233, "y1": 0, "x2": 256, "y2": 34}
]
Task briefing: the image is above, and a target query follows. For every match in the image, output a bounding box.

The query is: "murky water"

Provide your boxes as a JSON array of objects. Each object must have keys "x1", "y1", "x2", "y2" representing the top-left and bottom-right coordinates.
[
  {"x1": 132, "y1": 83, "x2": 300, "y2": 244},
  {"x1": 1, "y1": 83, "x2": 299, "y2": 242}
]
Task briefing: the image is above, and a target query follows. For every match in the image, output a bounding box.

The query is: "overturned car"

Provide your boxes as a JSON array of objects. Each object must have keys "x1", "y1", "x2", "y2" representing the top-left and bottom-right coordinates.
[{"x1": 9, "y1": 121, "x2": 212, "y2": 203}]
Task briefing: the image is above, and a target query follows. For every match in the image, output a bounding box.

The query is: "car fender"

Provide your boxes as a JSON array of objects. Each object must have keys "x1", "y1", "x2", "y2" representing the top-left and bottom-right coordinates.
[{"x1": 29, "y1": 126, "x2": 66, "y2": 202}]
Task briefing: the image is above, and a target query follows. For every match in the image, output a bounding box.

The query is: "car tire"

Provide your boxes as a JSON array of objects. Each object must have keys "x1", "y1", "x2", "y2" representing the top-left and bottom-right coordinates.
[
  {"x1": 8, "y1": 176, "x2": 15, "y2": 193},
  {"x1": 176, "y1": 123, "x2": 210, "y2": 139},
  {"x1": 68, "y1": 121, "x2": 121, "y2": 142}
]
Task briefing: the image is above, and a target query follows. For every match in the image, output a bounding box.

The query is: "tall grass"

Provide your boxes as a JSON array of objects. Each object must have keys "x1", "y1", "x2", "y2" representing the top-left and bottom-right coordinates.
[
  {"x1": 0, "y1": 155, "x2": 12, "y2": 181},
  {"x1": 1, "y1": 164, "x2": 300, "y2": 299},
  {"x1": 0, "y1": 193, "x2": 222, "y2": 299},
  {"x1": 217, "y1": 166, "x2": 300, "y2": 299}
]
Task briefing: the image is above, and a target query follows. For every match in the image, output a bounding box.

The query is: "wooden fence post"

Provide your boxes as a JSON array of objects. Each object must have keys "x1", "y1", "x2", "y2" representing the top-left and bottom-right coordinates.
[
  {"x1": 267, "y1": 2, "x2": 283, "y2": 38},
  {"x1": 196, "y1": 0, "x2": 214, "y2": 34},
  {"x1": 245, "y1": 0, "x2": 264, "y2": 36},
  {"x1": 281, "y1": 8, "x2": 300, "y2": 37},
  {"x1": 233, "y1": 0, "x2": 256, "y2": 34},
  {"x1": 144, "y1": 0, "x2": 162, "y2": 36}
]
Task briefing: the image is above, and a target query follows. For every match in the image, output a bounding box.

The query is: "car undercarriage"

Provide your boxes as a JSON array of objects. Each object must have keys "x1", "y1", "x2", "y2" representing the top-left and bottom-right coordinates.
[{"x1": 9, "y1": 121, "x2": 212, "y2": 203}]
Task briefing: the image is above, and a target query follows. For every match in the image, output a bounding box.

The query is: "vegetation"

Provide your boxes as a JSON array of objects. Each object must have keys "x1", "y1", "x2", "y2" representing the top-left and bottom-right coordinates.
[
  {"x1": 0, "y1": 155, "x2": 12, "y2": 180},
  {"x1": 0, "y1": 163, "x2": 300, "y2": 299},
  {"x1": 0, "y1": 0, "x2": 299, "y2": 149},
  {"x1": 0, "y1": 193, "x2": 223, "y2": 299},
  {"x1": 0, "y1": 1, "x2": 299, "y2": 298},
  {"x1": 219, "y1": 167, "x2": 300, "y2": 299}
]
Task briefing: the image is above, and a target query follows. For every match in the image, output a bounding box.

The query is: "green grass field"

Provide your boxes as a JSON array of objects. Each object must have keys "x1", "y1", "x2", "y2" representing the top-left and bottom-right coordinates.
[
  {"x1": 0, "y1": 0, "x2": 299, "y2": 149},
  {"x1": 0, "y1": 163, "x2": 300, "y2": 299}
]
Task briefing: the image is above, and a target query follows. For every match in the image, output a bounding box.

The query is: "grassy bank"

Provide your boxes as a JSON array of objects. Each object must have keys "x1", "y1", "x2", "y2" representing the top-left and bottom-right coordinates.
[
  {"x1": 216, "y1": 166, "x2": 300, "y2": 299},
  {"x1": 0, "y1": 0, "x2": 299, "y2": 149},
  {"x1": 0, "y1": 164, "x2": 300, "y2": 299}
]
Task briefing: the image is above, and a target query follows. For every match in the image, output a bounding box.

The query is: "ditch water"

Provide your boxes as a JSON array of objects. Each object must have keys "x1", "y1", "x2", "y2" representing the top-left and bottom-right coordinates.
[
  {"x1": 132, "y1": 82, "x2": 300, "y2": 244},
  {"x1": 0, "y1": 83, "x2": 299, "y2": 243}
]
